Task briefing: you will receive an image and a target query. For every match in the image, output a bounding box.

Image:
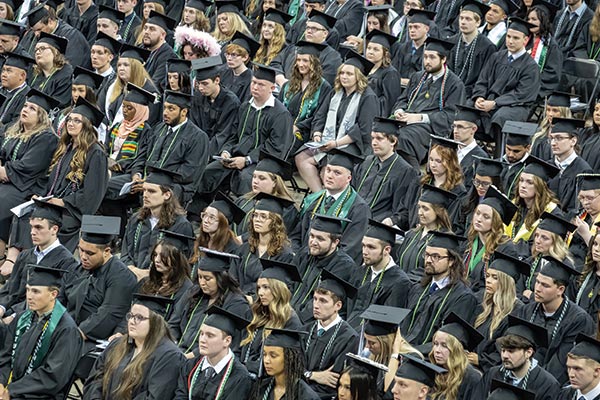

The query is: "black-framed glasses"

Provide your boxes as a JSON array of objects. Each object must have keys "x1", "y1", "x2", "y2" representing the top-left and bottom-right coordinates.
[
  {"x1": 126, "y1": 313, "x2": 149, "y2": 324},
  {"x1": 472, "y1": 179, "x2": 492, "y2": 189},
  {"x1": 422, "y1": 252, "x2": 449, "y2": 262}
]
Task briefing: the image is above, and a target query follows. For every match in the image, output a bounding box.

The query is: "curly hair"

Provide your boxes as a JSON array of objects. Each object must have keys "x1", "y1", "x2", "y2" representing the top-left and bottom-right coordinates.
[
  {"x1": 467, "y1": 205, "x2": 509, "y2": 260},
  {"x1": 33, "y1": 46, "x2": 66, "y2": 76},
  {"x1": 333, "y1": 64, "x2": 369, "y2": 93},
  {"x1": 429, "y1": 332, "x2": 469, "y2": 400},
  {"x1": 191, "y1": 209, "x2": 240, "y2": 264},
  {"x1": 180, "y1": 7, "x2": 211, "y2": 31},
  {"x1": 511, "y1": 174, "x2": 560, "y2": 231},
  {"x1": 421, "y1": 145, "x2": 464, "y2": 190},
  {"x1": 4, "y1": 102, "x2": 52, "y2": 142},
  {"x1": 366, "y1": 41, "x2": 392, "y2": 68},
  {"x1": 137, "y1": 185, "x2": 186, "y2": 229},
  {"x1": 286, "y1": 53, "x2": 323, "y2": 100},
  {"x1": 140, "y1": 240, "x2": 191, "y2": 296},
  {"x1": 248, "y1": 212, "x2": 290, "y2": 256},
  {"x1": 109, "y1": 57, "x2": 152, "y2": 105},
  {"x1": 475, "y1": 269, "x2": 517, "y2": 338},
  {"x1": 254, "y1": 22, "x2": 286, "y2": 65}
]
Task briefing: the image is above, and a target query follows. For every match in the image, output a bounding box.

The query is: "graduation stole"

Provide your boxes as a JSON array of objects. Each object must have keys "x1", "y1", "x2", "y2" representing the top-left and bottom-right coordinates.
[
  {"x1": 506, "y1": 202, "x2": 558, "y2": 242},
  {"x1": 465, "y1": 236, "x2": 486, "y2": 274},
  {"x1": 322, "y1": 90, "x2": 361, "y2": 142},
  {"x1": 301, "y1": 186, "x2": 357, "y2": 221},
  {"x1": 282, "y1": 78, "x2": 324, "y2": 123},
  {"x1": 187, "y1": 355, "x2": 235, "y2": 400},
  {"x1": 9, "y1": 300, "x2": 66, "y2": 383},
  {"x1": 529, "y1": 37, "x2": 548, "y2": 71},
  {"x1": 356, "y1": 154, "x2": 402, "y2": 208}
]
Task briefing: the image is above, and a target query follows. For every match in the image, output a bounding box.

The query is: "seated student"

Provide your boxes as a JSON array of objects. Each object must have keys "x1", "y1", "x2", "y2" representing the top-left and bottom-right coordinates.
[
  {"x1": 83, "y1": 294, "x2": 185, "y2": 399},
  {"x1": 220, "y1": 31, "x2": 259, "y2": 103},
  {"x1": 579, "y1": 102, "x2": 600, "y2": 174},
  {"x1": 252, "y1": 328, "x2": 320, "y2": 400},
  {"x1": 392, "y1": 9, "x2": 432, "y2": 86},
  {"x1": 95, "y1": 5, "x2": 125, "y2": 40},
  {"x1": 60, "y1": 216, "x2": 137, "y2": 351},
  {"x1": 165, "y1": 58, "x2": 192, "y2": 93},
  {"x1": 500, "y1": 122, "x2": 535, "y2": 199},
  {"x1": 302, "y1": 270, "x2": 359, "y2": 398},
  {"x1": 0, "y1": 52, "x2": 34, "y2": 131},
  {"x1": 453, "y1": 105, "x2": 489, "y2": 193},
  {"x1": 517, "y1": 257, "x2": 596, "y2": 384},
  {"x1": 117, "y1": 0, "x2": 142, "y2": 44},
  {"x1": 553, "y1": 0, "x2": 593, "y2": 58},
  {"x1": 487, "y1": 379, "x2": 536, "y2": 399},
  {"x1": 0, "y1": 20, "x2": 31, "y2": 73},
  {"x1": 473, "y1": 315, "x2": 560, "y2": 400},
  {"x1": 173, "y1": 306, "x2": 253, "y2": 400},
  {"x1": 479, "y1": 0, "x2": 515, "y2": 48},
  {"x1": 240, "y1": 260, "x2": 302, "y2": 378},
  {"x1": 139, "y1": 11, "x2": 177, "y2": 91},
  {"x1": 364, "y1": 29, "x2": 401, "y2": 117},
  {"x1": 90, "y1": 32, "x2": 119, "y2": 92},
  {"x1": 558, "y1": 334, "x2": 600, "y2": 400},
  {"x1": 572, "y1": 232, "x2": 600, "y2": 326},
  {"x1": 530, "y1": 91, "x2": 572, "y2": 163},
  {"x1": 391, "y1": 354, "x2": 447, "y2": 400},
  {"x1": 59, "y1": 0, "x2": 99, "y2": 44},
  {"x1": 0, "y1": 266, "x2": 83, "y2": 399},
  {"x1": 337, "y1": 353, "x2": 388, "y2": 400}
]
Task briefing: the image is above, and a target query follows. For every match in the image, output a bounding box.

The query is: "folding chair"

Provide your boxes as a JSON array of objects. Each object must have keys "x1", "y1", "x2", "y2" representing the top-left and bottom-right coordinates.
[
  {"x1": 563, "y1": 57, "x2": 600, "y2": 119},
  {"x1": 66, "y1": 351, "x2": 100, "y2": 399}
]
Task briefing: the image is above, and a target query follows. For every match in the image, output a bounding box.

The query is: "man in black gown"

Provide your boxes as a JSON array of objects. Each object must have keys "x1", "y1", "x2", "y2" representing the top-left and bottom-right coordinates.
[
  {"x1": 0, "y1": 52, "x2": 33, "y2": 130},
  {"x1": 0, "y1": 19, "x2": 31, "y2": 72},
  {"x1": 499, "y1": 122, "x2": 536, "y2": 198},
  {"x1": 116, "y1": 0, "x2": 141, "y2": 44},
  {"x1": 142, "y1": 11, "x2": 177, "y2": 91},
  {"x1": 553, "y1": 0, "x2": 593, "y2": 58},
  {"x1": 454, "y1": 104, "x2": 489, "y2": 191},
  {"x1": 392, "y1": 9, "x2": 433, "y2": 85},
  {"x1": 391, "y1": 354, "x2": 447, "y2": 400},
  {"x1": 559, "y1": 335, "x2": 600, "y2": 400},
  {"x1": 59, "y1": 0, "x2": 99, "y2": 44}
]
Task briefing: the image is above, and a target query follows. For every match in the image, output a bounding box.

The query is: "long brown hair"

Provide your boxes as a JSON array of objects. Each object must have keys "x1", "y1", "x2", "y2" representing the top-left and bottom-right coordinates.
[
  {"x1": 248, "y1": 211, "x2": 289, "y2": 256},
  {"x1": 590, "y1": 2, "x2": 600, "y2": 43},
  {"x1": 109, "y1": 57, "x2": 152, "y2": 104},
  {"x1": 254, "y1": 22, "x2": 286, "y2": 65},
  {"x1": 420, "y1": 249, "x2": 468, "y2": 287},
  {"x1": 190, "y1": 210, "x2": 240, "y2": 264},
  {"x1": 286, "y1": 54, "x2": 323, "y2": 100},
  {"x1": 140, "y1": 240, "x2": 191, "y2": 296},
  {"x1": 580, "y1": 232, "x2": 600, "y2": 285},
  {"x1": 4, "y1": 103, "x2": 52, "y2": 141},
  {"x1": 420, "y1": 145, "x2": 464, "y2": 190},
  {"x1": 138, "y1": 185, "x2": 186, "y2": 229},
  {"x1": 511, "y1": 174, "x2": 559, "y2": 230},
  {"x1": 466, "y1": 206, "x2": 509, "y2": 260}
]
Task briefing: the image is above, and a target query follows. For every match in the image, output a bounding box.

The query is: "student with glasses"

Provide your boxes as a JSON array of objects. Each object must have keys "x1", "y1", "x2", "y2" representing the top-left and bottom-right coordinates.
[{"x1": 452, "y1": 105, "x2": 489, "y2": 194}]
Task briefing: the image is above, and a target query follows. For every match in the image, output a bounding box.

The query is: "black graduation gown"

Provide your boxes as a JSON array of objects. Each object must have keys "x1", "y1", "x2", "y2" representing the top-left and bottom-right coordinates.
[
  {"x1": 527, "y1": 36, "x2": 563, "y2": 99},
  {"x1": 83, "y1": 337, "x2": 185, "y2": 400},
  {"x1": 103, "y1": 79, "x2": 161, "y2": 127},
  {"x1": 29, "y1": 64, "x2": 74, "y2": 109},
  {"x1": 456, "y1": 364, "x2": 481, "y2": 400},
  {"x1": 579, "y1": 127, "x2": 600, "y2": 173},
  {"x1": 553, "y1": 5, "x2": 593, "y2": 56},
  {"x1": 392, "y1": 41, "x2": 424, "y2": 81},
  {"x1": 0, "y1": 83, "x2": 29, "y2": 129},
  {"x1": 254, "y1": 377, "x2": 321, "y2": 400},
  {"x1": 119, "y1": 12, "x2": 142, "y2": 44},
  {"x1": 324, "y1": 0, "x2": 365, "y2": 41},
  {"x1": 190, "y1": 86, "x2": 241, "y2": 159},
  {"x1": 460, "y1": 145, "x2": 489, "y2": 192},
  {"x1": 466, "y1": 241, "x2": 517, "y2": 295},
  {"x1": 0, "y1": 306, "x2": 83, "y2": 400},
  {"x1": 447, "y1": 33, "x2": 496, "y2": 98},
  {"x1": 60, "y1": 257, "x2": 137, "y2": 343},
  {"x1": 548, "y1": 156, "x2": 593, "y2": 215},
  {"x1": 481, "y1": 24, "x2": 506, "y2": 49},
  {"x1": 531, "y1": 133, "x2": 554, "y2": 162},
  {"x1": 60, "y1": 3, "x2": 99, "y2": 44},
  {"x1": 145, "y1": 41, "x2": 177, "y2": 91},
  {"x1": 220, "y1": 67, "x2": 253, "y2": 103},
  {"x1": 54, "y1": 21, "x2": 92, "y2": 69},
  {"x1": 402, "y1": 280, "x2": 478, "y2": 345},
  {"x1": 569, "y1": 272, "x2": 600, "y2": 325},
  {"x1": 393, "y1": 228, "x2": 431, "y2": 283},
  {"x1": 352, "y1": 153, "x2": 420, "y2": 230},
  {"x1": 501, "y1": 156, "x2": 527, "y2": 199},
  {"x1": 472, "y1": 363, "x2": 560, "y2": 400},
  {"x1": 518, "y1": 298, "x2": 596, "y2": 385},
  {"x1": 105, "y1": 122, "x2": 154, "y2": 174},
  {"x1": 368, "y1": 65, "x2": 402, "y2": 118},
  {"x1": 558, "y1": 387, "x2": 600, "y2": 400},
  {"x1": 301, "y1": 320, "x2": 359, "y2": 398},
  {"x1": 271, "y1": 43, "x2": 342, "y2": 85},
  {"x1": 173, "y1": 354, "x2": 252, "y2": 400},
  {"x1": 429, "y1": 0, "x2": 462, "y2": 38}
]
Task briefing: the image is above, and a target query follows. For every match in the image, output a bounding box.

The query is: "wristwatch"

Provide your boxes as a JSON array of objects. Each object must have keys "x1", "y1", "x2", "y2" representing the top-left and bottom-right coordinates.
[{"x1": 304, "y1": 370, "x2": 312, "y2": 380}]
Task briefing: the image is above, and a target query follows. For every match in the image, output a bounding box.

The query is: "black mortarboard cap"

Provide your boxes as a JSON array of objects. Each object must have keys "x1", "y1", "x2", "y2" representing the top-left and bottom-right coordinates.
[
  {"x1": 210, "y1": 191, "x2": 246, "y2": 225},
  {"x1": 507, "y1": 17, "x2": 534, "y2": 36},
  {"x1": 488, "y1": 379, "x2": 536, "y2": 400},
  {"x1": 537, "y1": 211, "x2": 576, "y2": 239},
  {"x1": 365, "y1": 29, "x2": 396, "y2": 49},
  {"x1": 124, "y1": 82, "x2": 157, "y2": 106},
  {"x1": 345, "y1": 353, "x2": 388, "y2": 376},
  {"x1": 186, "y1": 0, "x2": 211, "y2": 11},
  {"x1": 45, "y1": 0, "x2": 65, "y2": 10},
  {"x1": 407, "y1": 8, "x2": 436, "y2": 25},
  {"x1": 27, "y1": 265, "x2": 65, "y2": 287},
  {"x1": 31, "y1": 198, "x2": 64, "y2": 226},
  {"x1": 365, "y1": 219, "x2": 404, "y2": 245},
  {"x1": 230, "y1": 30, "x2": 260, "y2": 58},
  {"x1": 73, "y1": 66, "x2": 104, "y2": 90},
  {"x1": 119, "y1": 43, "x2": 151, "y2": 63},
  {"x1": 318, "y1": 268, "x2": 358, "y2": 300},
  {"x1": 133, "y1": 293, "x2": 174, "y2": 317},
  {"x1": 4, "y1": 51, "x2": 35, "y2": 71},
  {"x1": 570, "y1": 334, "x2": 600, "y2": 364},
  {"x1": 191, "y1": 55, "x2": 222, "y2": 80},
  {"x1": 532, "y1": 0, "x2": 559, "y2": 20},
  {"x1": 311, "y1": 214, "x2": 350, "y2": 235},
  {"x1": 145, "y1": 165, "x2": 180, "y2": 187},
  {"x1": 430, "y1": 134, "x2": 461, "y2": 151},
  {"x1": 372, "y1": 116, "x2": 402, "y2": 137},
  {"x1": 256, "y1": 150, "x2": 293, "y2": 180},
  {"x1": 159, "y1": 229, "x2": 195, "y2": 258},
  {"x1": 578, "y1": 174, "x2": 600, "y2": 191},
  {"x1": 420, "y1": 184, "x2": 458, "y2": 208},
  {"x1": 503, "y1": 121, "x2": 537, "y2": 146},
  {"x1": 367, "y1": 4, "x2": 391, "y2": 12},
  {"x1": 164, "y1": 90, "x2": 192, "y2": 108},
  {"x1": 98, "y1": 5, "x2": 125, "y2": 24},
  {"x1": 461, "y1": 0, "x2": 490, "y2": 19},
  {"x1": 264, "y1": 327, "x2": 304, "y2": 349},
  {"x1": 474, "y1": 156, "x2": 505, "y2": 178},
  {"x1": 38, "y1": 31, "x2": 67, "y2": 54},
  {"x1": 327, "y1": 142, "x2": 364, "y2": 171},
  {"x1": 492, "y1": 0, "x2": 519, "y2": 14},
  {"x1": 260, "y1": 258, "x2": 302, "y2": 285},
  {"x1": 94, "y1": 31, "x2": 120, "y2": 55},
  {"x1": 455, "y1": 104, "x2": 483, "y2": 125},
  {"x1": 254, "y1": 192, "x2": 294, "y2": 215},
  {"x1": 361, "y1": 304, "x2": 411, "y2": 336},
  {"x1": 439, "y1": 312, "x2": 484, "y2": 352},
  {"x1": 424, "y1": 36, "x2": 454, "y2": 57},
  {"x1": 25, "y1": 88, "x2": 60, "y2": 112},
  {"x1": 296, "y1": 40, "x2": 326, "y2": 56},
  {"x1": 523, "y1": 155, "x2": 560, "y2": 180},
  {"x1": 80, "y1": 215, "x2": 121, "y2": 244},
  {"x1": 264, "y1": 8, "x2": 292, "y2": 25},
  {"x1": 204, "y1": 305, "x2": 250, "y2": 335},
  {"x1": 481, "y1": 185, "x2": 518, "y2": 225},
  {"x1": 0, "y1": 0, "x2": 23, "y2": 12},
  {"x1": 551, "y1": 117, "x2": 585, "y2": 135},
  {"x1": 308, "y1": 9, "x2": 336, "y2": 30},
  {"x1": 216, "y1": 0, "x2": 242, "y2": 14},
  {"x1": 427, "y1": 231, "x2": 465, "y2": 252},
  {"x1": 196, "y1": 247, "x2": 239, "y2": 272},
  {"x1": 167, "y1": 58, "x2": 191, "y2": 74},
  {"x1": 0, "y1": 19, "x2": 23, "y2": 36},
  {"x1": 547, "y1": 91, "x2": 571, "y2": 108},
  {"x1": 488, "y1": 250, "x2": 529, "y2": 282},
  {"x1": 252, "y1": 63, "x2": 277, "y2": 83},
  {"x1": 504, "y1": 314, "x2": 548, "y2": 349},
  {"x1": 539, "y1": 255, "x2": 580, "y2": 283},
  {"x1": 71, "y1": 97, "x2": 105, "y2": 128},
  {"x1": 25, "y1": 4, "x2": 49, "y2": 27},
  {"x1": 147, "y1": 10, "x2": 177, "y2": 31},
  {"x1": 395, "y1": 354, "x2": 447, "y2": 387}
]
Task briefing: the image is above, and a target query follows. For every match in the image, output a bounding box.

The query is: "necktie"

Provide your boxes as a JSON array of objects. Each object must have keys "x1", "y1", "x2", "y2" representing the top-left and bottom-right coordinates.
[
  {"x1": 508, "y1": 55, "x2": 514, "y2": 63},
  {"x1": 317, "y1": 328, "x2": 325, "y2": 337},
  {"x1": 428, "y1": 283, "x2": 439, "y2": 295},
  {"x1": 204, "y1": 366, "x2": 215, "y2": 378},
  {"x1": 323, "y1": 196, "x2": 335, "y2": 212},
  {"x1": 167, "y1": 127, "x2": 174, "y2": 136}
]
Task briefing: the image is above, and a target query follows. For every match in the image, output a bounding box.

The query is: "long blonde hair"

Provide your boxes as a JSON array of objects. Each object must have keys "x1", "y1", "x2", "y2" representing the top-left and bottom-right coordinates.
[
  {"x1": 333, "y1": 64, "x2": 369, "y2": 93},
  {"x1": 3, "y1": 104, "x2": 52, "y2": 142},
  {"x1": 429, "y1": 332, "x2": 469, "y2": 400},
  {"x1": 212, "y1": 12, "x2": 251, "y2": 42},
  {"x1": 109, "y1": 57, "x2": 152, "y2": 104},
  {"x1": 532, "y1": 230, "x2": 574, "y2": 263},
  {"x1": 531, "y1": 105, "x2": 571, "y2": 146},
  {"x1": 369, "y1": 332, "x2": 395, "y2": 365},
  {"x1": 254, "y1": 22, "x2": 286, "y2": 65},
  {"x1": 474, "y1": 269, "x2": 516, "y2": 338},
  {"x1": 467, "y1": 207, "x2": 509, "y2": 260}
]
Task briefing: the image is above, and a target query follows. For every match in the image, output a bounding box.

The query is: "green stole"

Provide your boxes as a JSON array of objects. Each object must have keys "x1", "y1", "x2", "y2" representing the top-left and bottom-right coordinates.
[{"x1": 301, "y1": 186, "x2": 358, "y2": 225}]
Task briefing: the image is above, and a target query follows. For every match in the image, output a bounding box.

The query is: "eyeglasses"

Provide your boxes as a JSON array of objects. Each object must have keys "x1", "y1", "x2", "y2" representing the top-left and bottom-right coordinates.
[
  {"x1": 547, "y1": 135, "x2": 572, "y2": 143},
  {"x1": 422, "y1": 252, "x2": 449, "y2": 262},
  {"x1": 34, "y1": 46, "x2": 52, "y2": 53},
  {"x1": 201, "y1": 212, "x2": 218, "y2": 222},
  {"x1": 66, "y1": 117, "x2": 84, "y2": 125},
  {"x1": 224, "y1": 52, "x2": 242, "y2": 58},
  {"x1": 252, "y1": 212, "x2": 271, "y2": 221},
  {"x1": 578, "y1": 193, "x2": 600, "y2": 203},
  {"x1": 472, "y1": 179, "x2": 492, "y2": 189},
  {"x1": 305, "y1": 25, "x2": 326, "y2": 32},
  {"x1": 451, "y1": 123, "x2": 473, "y2": 131},
  {"x1": 126, "y1": 313, "x2": 149, "y2": 324}
]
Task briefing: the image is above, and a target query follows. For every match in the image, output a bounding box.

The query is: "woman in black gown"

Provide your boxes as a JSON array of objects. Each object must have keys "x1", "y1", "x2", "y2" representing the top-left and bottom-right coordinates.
[
  {"x1": 570, "y1": 233, "x2": 600, "y2": 326},
  {"x1": 30, "y1": 32, "x2": 73, "y2": 108},
  {"x1": 365, "y1": 29, "x2": 402, "y2": 118}
]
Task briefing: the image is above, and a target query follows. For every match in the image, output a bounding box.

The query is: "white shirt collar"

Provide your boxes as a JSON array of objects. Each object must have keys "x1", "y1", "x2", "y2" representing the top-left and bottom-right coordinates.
[
  {"x1": 34, "y1": 239, "x2": 61, "y2": 262},
  {"x1": 326, "y1": 189, "x2": 346, "y2": 201},
  {"x1": 249, "y1": 94, "x2": 275, "y2": 110},
  {"x1": 457, "y1": 140, "x2": 478, "y2": 163},
  {"x1": 201, "y1": 349, "x2": 234, "y2": 374},
  {"x1": 555, "y1": 151, "x2": 578, "y2": 170},
  {"x1": 431, "y1": 69, "x2": 445, "y2": 82},
  {"x1": 370, "y1": 258, "x2": 396, "y2": 282},
  {"x1": 509, "y1": 48, "x2": 527, "y2": 61},
  {"x1": 578, "y1": 379, "x2": 600, "y2": 400},
  {"x1": 169, "y1": 118, "x2": 187, "y2": 133},
  {"x1": 317, "y1": 315, "x2": 342, "y2": 332},
  {"x1": 98, "y1": 66, "x2": 114, "y2": 77},
  {"x1": 432, "y1": 275, "x2": 450, "y2": 289}
]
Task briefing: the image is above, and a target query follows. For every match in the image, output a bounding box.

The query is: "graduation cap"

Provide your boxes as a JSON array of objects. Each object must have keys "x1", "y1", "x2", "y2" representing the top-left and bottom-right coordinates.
[
  {"x1": 230, "y1": 31, "x2": 260, "y2": 58},
  {"x1": 45, "y1": 0, "x2": 65, "y2": 10},
  {"x1": 461, "y1": 0, "x2": 490, "y2": 20},
  {"x1": 488, "y1": 379, "x2": 536, "y2": 400},
  {"x1": 4, "y1": 51, "x2": 35, "y2": 71},
  {"x1": 264, "y1": 8, "x2": 292, "y2": 25},
  {"x1": 259, "y1": 258, "x2": 302, "y2": 285},
  {"x1": 507, "y1": 17, "x2": 534, "y2": 36},
  {"x1": 27, "y1": 265, "x2": 66, "y2": 287},
  {"x1": 119, "y1": 43, "x2": 151, "y2": 63},
  {"x1": 256, "y1": 150, "x2": 293, "y2": 180},
  {"x1": 167, "y1": 58, "x2": 191, "y2": 74},
  {"x1": 327, "y1": 142, "x2": 364, "y2": 171},
  {"x1": 455, "y1": 104, "x2": 483, "y2": 125},
  {"x1": 147, "y1": 10, "x2": 177, "y2": 31},
  {"x1": 71, "y1": 97, "x2": 105, "y2": 128},
  {"x1": 424, "y1": 36, "x2": 454, "y2": 57},
  {"x1": 531, "y1": 0, "x2": 559, "y2": 20},
  {"x1": 264, "y1": 327, "x2": 304, "y2": 349},
  {"x1": 164, "y1": 90, "x2": 192, "y2": 109},
  {"x1": 124, "y1": 82, "x2": 157, "y2": 106},
  {"x1": 25, "y1": 4, "x2": 49, "y2": 27},
  {"x1": 503, "y1": 121, "x2": 537, "y2": 146},
  {"x1": 30, "y1": 198, "x2": 64, "y2": 226},
  {"x1": 488, "y1": 250, "x2": 529, "y2": 282},
  {"x1": 365, "y1": 29, "x2": 396, "y2": 49},
  {"x1": 342, "y1": 49, "x2": 374, "y2": 76},
  {"x1": 491, "y1": 0, "x2": 519, "y2": 15},
  {"x1": 395, "y1": 354, "x2": 446, "y2": 387},
  {"x1": 318, "y1": 268, "x2": 358, "y2": 301},
  {"x1": 204, "y1": 305, "x2": 250, "y2": 336},
  {"x1": 438, "y1": 312, "x2": 484, "y2": 352},
  {"x1": 366, "y1": 4, "x2": 391, "y2": 12},
  {"x1": 430, "y1": 134, "x2": 461, "y2": 151},
  {"x1": 481, "y1": 185, "x2": 518, "y2": 225},
  {"x1": 94, "y1": 31, "x2": 120, "y2": 55},
  {"x1": 427, "y1": 231, "x2": 465, "y2": 253},
  {"x1": 254, "y1": 192, "x2": 294, "y2": 215},
  {"x1": 186, "y1": 0, "x2": 212, "y2": 11},
  {"x1": 145, "y1": 165, "x2": 181, "y2": 188},
  {"x1": 252, "y1": 63, "x2": 277, "y2": 83},
  {"x1": 80, "y1": 215, "x2": 121, "y2": 245},
  {"x1": 0, "y1": 0, "x2": 23, "y2": 12},
  {"x1": 25, "y1": 88, "x2": 60, "y2": 112},
  {"x1": 196, "y1": 247, "x2": 239, "y2": 272},
  {"x1": 372, "y1": 117, "x2": 402, "y2": 137},
  {"x1": 365, "y1": 219, "x2": 403, "y2": 245},
  {"x1": 578, "y1": 173, "x2": 600, "y2": 191},
  {"x1": 191, "y1": 55, "x2": 223, "y2": 80},
  {"x1": 474, "y1": 156, "x2": 505, "y2": 178},
  {"x1": 308, "y1": 9, "x2": 337, "y2": 31},
  {"x1": 538, "y1": 255, "x2": 580, "y2": 283},
  {"x1": 38, "y1": 31, "x2": 68, "y2": 54},
  {"x1": 0, "y1": 19, "x2": 23, "y2": 36},
  {"x1": 570, "y1": 334, "x2": 600, "y2": 364},
  {"x1": 504, "y1": 314, "x2": 548, "y2": 349},
  {"x1": 98, "y1": 5, "x2": 125, "y2": 24},
  {"x1": 132, "y1": 293, "x2": 174, "y2": 317},
  {"x1": 345, "y1": 353, "x2": 388, "y2": 377},
  {"x1": 209, "y1": 191, "x2": 246, "y2": 225},
  {"x1": 551, "y1": 117, "x2": 585, "y2": 135},
  {"x1": 296, "y1": 40, "x2": 327, "y2": 56},
  {"x1": 145, "y1": 0, "x2": 166, "y2": 7},
  {"x1": 310, "y1": 214, "x2": 350, "y2": 235},
  {"x1": 72, "y1": 66, "x2": 104, "y2": 91},
  {"x1": 522, "y1": 155, "x2": 560, "y2": 181},
  {"x1": 159, "y1": 230, "x2": 195, "y2": 257},
  {"x1": 361, "y1": 305, "x2": 411, "y2": 336},
  {"x1": 215, "y1": 0, "x2": 242, "y2": 14},
  {"x1": 546, "y1": 91, "x2": 571, "y2": 108},
  {"x1": 419, "y1": 184, "x2": 458, "y2": 208},
  {"x1": 537, "y1": 211, "x2": 576, "y2": 239},
  {"x1": 407, "y1": 9, "x2": 436, "y2": 25}
]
